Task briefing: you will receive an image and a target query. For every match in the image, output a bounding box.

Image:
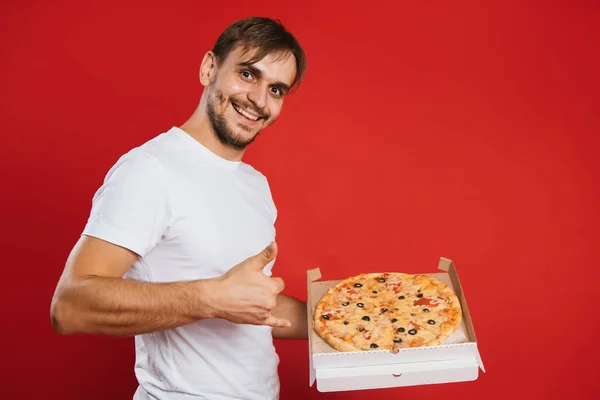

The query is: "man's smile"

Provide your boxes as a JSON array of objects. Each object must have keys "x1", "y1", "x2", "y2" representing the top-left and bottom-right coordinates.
[{"x1": 232, "y1": 102, "x2": 262, "y2": 122}]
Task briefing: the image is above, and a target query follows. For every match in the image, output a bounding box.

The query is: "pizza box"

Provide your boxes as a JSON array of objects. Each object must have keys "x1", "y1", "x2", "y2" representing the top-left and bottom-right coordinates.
[{"x1": 306, "y1": 257, "x2": 485, "y2": 392}]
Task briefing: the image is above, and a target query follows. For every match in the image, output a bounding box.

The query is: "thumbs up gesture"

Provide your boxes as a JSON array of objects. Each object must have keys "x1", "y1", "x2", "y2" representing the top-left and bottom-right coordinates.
[{"x1": 204, "y1": 242, "x2": 291, "y2": 328}]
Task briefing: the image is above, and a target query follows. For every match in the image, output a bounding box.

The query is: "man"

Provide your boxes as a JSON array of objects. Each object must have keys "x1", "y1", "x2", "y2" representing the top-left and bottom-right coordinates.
[{"x1": 50, "y1": 17, "x2": 308, "y2": 400}]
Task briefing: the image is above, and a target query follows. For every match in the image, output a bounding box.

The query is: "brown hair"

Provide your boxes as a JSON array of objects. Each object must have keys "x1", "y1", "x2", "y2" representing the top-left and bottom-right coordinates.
[{"x1": 212, "y1": 17, "x2": 307, "y2": 93}]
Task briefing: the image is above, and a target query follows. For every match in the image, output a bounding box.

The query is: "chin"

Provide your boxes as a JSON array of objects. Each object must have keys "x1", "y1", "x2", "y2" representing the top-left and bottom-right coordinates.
[{"x1": 215, "y1": 124, "x2": 261, "y2": 150}]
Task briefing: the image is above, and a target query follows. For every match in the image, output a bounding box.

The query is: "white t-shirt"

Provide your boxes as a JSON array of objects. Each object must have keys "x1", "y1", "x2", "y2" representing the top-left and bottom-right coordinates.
[{"x1": 82, "y1": 127, "x2": 280, "y2": 400}]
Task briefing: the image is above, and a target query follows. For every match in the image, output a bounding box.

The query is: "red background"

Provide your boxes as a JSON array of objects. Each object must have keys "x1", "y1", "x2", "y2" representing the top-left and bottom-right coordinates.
[{"x1": 1, "y1": 1, "x2": 599, "y2": 399}]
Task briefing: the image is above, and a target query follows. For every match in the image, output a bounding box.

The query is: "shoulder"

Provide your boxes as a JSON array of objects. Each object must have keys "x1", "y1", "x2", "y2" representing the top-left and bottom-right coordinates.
[
  {"x1": 105, "y1": 128, "x2": 183, "y2": 180},
  {"x1": 239, "y1": 162, "x2": 272, "y2": 191},
  {"x1": 104, "y1": 147, "x2": 164, "y2": 182}
]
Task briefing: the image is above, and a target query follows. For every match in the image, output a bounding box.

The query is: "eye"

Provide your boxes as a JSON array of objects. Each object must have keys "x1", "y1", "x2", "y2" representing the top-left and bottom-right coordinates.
[
  {"x1": 241, "y1": 70, "x2": 253, "y2": 80},
  {"x1": 270, "y1": 86, "x2": 282, "y2": 96}
]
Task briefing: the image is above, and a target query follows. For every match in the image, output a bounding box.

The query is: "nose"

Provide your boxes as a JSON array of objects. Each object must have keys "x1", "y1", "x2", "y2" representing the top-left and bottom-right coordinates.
[{"x1": 247, "y1": 84, "x2": 268, "y2": 110}]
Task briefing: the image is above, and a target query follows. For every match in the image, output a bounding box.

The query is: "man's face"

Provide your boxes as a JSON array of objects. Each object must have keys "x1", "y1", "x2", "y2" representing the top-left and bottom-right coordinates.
[{"x1": 203, "y1": 46, "x2": 297, "y2": 150}]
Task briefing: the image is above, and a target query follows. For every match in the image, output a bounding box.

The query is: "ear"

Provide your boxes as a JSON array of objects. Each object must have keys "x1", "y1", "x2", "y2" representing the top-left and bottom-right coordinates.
[{"x1": 199, "y1": 51, "x2": 218, "y2": 87}]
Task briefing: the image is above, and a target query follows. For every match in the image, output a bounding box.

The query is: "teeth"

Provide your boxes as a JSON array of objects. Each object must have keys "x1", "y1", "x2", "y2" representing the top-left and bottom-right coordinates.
[{"x1": 233, "y1": 103, "x2": 259, "y2": 121}]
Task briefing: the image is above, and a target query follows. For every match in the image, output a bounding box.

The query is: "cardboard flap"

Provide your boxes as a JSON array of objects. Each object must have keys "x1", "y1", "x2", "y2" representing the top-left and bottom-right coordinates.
[
  {"x1": 476, "y1": 350, "x2": 486, "y2": 373},
  {"x1": 307, "y1": 268, "x2": 322, "y2": 282},
  {"x1": 440, "y1": 257, "x2": 485, "y2": 372},
  {"x1": 437, "y1": 257, "x2": 453, "y2": 272},
  {"x1": 315, "y1": 357, "x2": 479, "y2": 379},
  {"x1": 307, "y1": 268, "x2": 321, "y2": 386}
]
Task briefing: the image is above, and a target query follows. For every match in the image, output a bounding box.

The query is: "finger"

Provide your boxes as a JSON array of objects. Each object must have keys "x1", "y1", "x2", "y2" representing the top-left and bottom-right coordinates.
[
  {"x1": 261, "y1": 314, "x2": 291, "y2": 328},
  {"x1": 251, "y1": 241, "x2": 278, "y2": 270},
  {"x1": 270, "y1": 276, "x2": 285, "y2": 293}
]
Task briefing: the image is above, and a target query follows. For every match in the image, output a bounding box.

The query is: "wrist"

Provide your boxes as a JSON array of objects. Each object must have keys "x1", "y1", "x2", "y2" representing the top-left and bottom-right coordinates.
[{"x1": 193, "y1": 278, "x2": 221, "y2": 320}]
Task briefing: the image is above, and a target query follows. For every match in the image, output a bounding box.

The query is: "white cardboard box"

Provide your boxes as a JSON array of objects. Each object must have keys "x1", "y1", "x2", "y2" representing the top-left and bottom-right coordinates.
[{"x1": 306, "y1": 257, "x2": 485, "y2": 392}]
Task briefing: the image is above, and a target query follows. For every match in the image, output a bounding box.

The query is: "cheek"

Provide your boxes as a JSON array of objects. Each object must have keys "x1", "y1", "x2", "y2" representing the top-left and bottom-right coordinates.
[
  {"x1": 267, "y1": 100, "x2": 284, "y2": 120},
  {"x1": 211, "y1": 88, "x2": 227, "y2": 108}
]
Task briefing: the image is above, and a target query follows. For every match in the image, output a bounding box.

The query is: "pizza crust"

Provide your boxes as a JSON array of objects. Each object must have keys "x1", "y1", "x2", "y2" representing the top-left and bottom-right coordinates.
[{"x1": 313, "y1": 272, "x2": 462, "y2": 352}]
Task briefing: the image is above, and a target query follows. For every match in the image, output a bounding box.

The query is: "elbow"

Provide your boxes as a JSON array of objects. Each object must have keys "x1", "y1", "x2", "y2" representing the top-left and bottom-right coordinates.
[{"x1": 50, "y1": 294, "x2": 76, "y2": 335}]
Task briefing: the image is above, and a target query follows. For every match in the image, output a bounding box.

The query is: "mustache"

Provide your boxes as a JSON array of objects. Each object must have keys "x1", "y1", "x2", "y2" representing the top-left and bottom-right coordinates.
[{"x1": 231, "y1": 99, "x2": 269, "y2": 119}]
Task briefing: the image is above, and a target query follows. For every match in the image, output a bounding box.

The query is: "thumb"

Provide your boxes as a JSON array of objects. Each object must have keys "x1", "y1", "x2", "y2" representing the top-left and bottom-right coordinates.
[
  {"x1": 252, "y1": 241, "x2": 278, "y2": 269},
  {"x1": 262, "y1": 314, "x2": 291, "y2": 328}
]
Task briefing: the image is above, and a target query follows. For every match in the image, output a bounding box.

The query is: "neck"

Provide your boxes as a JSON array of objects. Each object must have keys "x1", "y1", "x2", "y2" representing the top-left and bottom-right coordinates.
[{"x1": 179, "y1": 104, "x2": 246, "y2": 162}]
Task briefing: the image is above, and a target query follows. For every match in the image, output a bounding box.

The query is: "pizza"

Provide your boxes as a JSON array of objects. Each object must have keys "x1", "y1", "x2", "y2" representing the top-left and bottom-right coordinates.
[{"x1": 313, "y1": 272, "x2": 462, "y2": 353}]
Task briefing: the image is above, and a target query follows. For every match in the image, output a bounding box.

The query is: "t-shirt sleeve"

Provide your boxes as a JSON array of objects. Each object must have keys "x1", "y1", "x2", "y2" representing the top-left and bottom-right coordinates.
[{"x1": 82, "y1": 148, "x2": 172, "y2": 257}]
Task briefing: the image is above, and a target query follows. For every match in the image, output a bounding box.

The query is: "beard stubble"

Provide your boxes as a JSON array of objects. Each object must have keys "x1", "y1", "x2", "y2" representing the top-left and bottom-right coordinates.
[{"x1": 206, "y1": 86, "x2": 263, "y2": 151}]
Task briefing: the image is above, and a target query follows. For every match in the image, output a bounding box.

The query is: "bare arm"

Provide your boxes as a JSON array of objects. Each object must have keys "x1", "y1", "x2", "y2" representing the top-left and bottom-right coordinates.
[
  {"x1": 271, "y1": 294, "x2": 308, "y2": 340},
  {"x1": 50, "y1": 237, "x2": 290, "y2": 336},
  {"x1": 50, "y1": 236, "x2": 213, "y2": 336}
]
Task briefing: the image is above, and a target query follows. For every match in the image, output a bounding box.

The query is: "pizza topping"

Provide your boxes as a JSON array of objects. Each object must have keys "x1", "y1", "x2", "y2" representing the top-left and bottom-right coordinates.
[
  {"x1": 398, "y1": 295, "x2": 405, "y2": 300},
  {"x1": 343, "y1": 321, "x2": 349, "y2": 325},
  {"x1": 380, "y1": 308, "x2": 388, "y2": 313},
  {"x1": 362, "y1": 316, "x2": 370, "y2": 321},
  {"x1": 358, "y1": 327, "x2": 365, "y2": 332},
  {"x1": 393, "y1": 338, "x2": 402, "y2": 343},
  {"x1": 342, "y1": 302, "x2": 349, "y2": 306},
  {"x1": 377, "y1": 278, "x2": 386, "y2": 283},
  {"x1": 423, "y1": 308, "x2": 430, "y2": 313},
  {"x1": 410, "y1": 322, "x2": 423, "y2": 331},
  {"x1": 372, "y1": 290, "x2": 378, "y2": 294},
  {"x1": 416, "y1": 293, "x2": 423, "y2": 298},
  {"x1": 408, "y1": 329, "x2": 418, "y2": 335},
  {"x1": 428, "y1": 320, "x2": 436, "y2": 325},
  {"x1": 391, "y1": 318, "x2": 398, "y2": 323},
  {"x1": 413, "y1": 297, "x2": 438, "y2": 307},
  {"x1": 370, "y1": 343, "x2": 379, "y2": 348},
  {"x1": 354, "y1": 283, "x2": 363, "y2": 288},
  {"x1": 322, "y1": 315, "x2": 330, "y2": 320},
  {"x1": 356, "y1": 303, "x2": 364, "y2": 308},
  {"x1": 397, "y1": 327, "x2": 405, "y2": 333}
]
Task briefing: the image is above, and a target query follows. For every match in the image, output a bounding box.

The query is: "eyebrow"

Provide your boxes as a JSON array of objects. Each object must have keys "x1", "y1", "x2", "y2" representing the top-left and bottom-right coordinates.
[{"x1": 239, "y1": 62, "x2": 291, "y2": 95}]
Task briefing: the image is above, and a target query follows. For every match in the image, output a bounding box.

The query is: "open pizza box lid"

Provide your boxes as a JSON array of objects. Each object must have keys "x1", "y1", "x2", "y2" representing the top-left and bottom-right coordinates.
[{"x1": 306, "y1": 257, "x2": 485, "y2": 388}]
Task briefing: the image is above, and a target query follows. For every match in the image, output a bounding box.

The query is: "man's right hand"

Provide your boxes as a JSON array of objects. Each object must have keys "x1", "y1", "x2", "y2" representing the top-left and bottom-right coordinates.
[{"x1": 202, "y1": 242, "x2": 291, "y2": 328}]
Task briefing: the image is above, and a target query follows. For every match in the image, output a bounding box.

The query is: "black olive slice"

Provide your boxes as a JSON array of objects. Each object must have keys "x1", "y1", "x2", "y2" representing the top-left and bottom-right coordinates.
[
  {"x1": 322, "y1": 315, "x2": 329, "y2": 320},
  {"x1": 391, "y1": 318, "x2": 398, "y2": 323},
  {"x1": 423, "y1": 308, "x2": 429, "y2": 313},
  {"x1": 357, "y1": 302, "x2": 364, "y2": 308},
  {"x1": 393, "y1": 338, "x2": 402, "y2": 343},
  {"x1": 342, "y1": 301, "x2": 350, "y2": 306},
  {"x1": 408, "y1": 329, "x2": 417, "y2": 335},
  {"x1": 377, "y1": 278, "x2": 386, "y2": 283},
  {"x1": 370, "y1": 343, "x2": 379, "y2": 348},
  {"x1": 397, "y1": 327, "x2": 405, "y2": 333},
  {"x1": 416, "y1": 293, "x2": 423, "y2": 298},
  {"x1": 354, "y1": 283, "x2": 363, "y2": 288},
  {"x1": 343, "y1": 321, "x2": 349, "y2": 325},
  {"x1": 362, "y1": 316, "x2": 370, "y2": 321},
  {"x1": 381, "y1": 308, "x2": 388, "y2": 313},
  {"x1": 398, "y1": 295, "x2": 405, "y2": 300},
  {"x1": 428, "y1": 320, "x2": 436, "y2": 325}
]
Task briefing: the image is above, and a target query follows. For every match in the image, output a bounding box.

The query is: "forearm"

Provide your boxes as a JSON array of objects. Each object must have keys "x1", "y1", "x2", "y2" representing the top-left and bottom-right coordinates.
[
  {"x1": 51, "y1": 276, "x2": 211, "y2": 336},
  {"x1": 271, "y1": 294, "x2": 308, "y2": 340}
]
